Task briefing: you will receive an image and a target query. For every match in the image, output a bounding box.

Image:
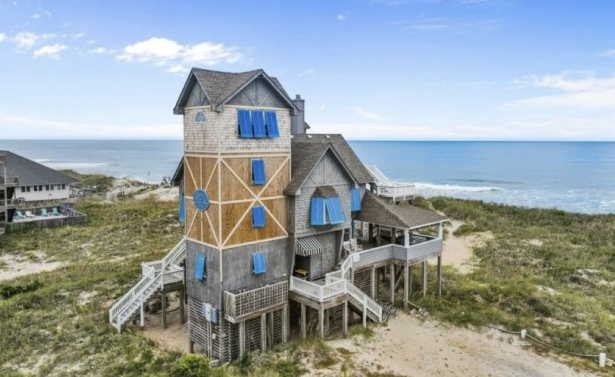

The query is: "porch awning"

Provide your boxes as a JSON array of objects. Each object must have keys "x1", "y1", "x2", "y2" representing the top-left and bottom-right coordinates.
[{"x1": 295, "y1": 236, "x2": 324, "y2": 256}]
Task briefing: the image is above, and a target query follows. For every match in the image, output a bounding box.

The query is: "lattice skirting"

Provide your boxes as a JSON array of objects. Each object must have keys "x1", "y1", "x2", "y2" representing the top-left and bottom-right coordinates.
[{"x1": 189, "y1": 296, "x2": 284, "y2": 362}]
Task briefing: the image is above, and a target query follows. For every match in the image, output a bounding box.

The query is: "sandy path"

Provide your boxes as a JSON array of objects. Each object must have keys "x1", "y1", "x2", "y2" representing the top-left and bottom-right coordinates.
[
  {"x1": 0, "y1": 252, "x2": 64, "y2": 282},
  {"x1": 326, "y1": 315, "x2": 596, "y2": 377},
  {"x1": 440, "y1": 220, "x2": 492, "y2": 274}
]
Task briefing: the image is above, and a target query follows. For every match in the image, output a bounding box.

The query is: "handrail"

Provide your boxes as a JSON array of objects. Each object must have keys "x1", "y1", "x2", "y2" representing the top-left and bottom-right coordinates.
[
  {"x1": 347, "y1": 282, "x2": 382, "y2": 321},
  {"x1": 109, "y1": 238, "x2": 186, "y2": 329},
  {"x1": 289, "y1": 277, "x2": 346, "y2": 302},
  {"x1": 109, "y1": 266, "x2": 158, "y2": 323}
]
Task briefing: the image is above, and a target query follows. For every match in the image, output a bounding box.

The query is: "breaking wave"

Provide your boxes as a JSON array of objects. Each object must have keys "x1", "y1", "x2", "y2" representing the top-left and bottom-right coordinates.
[{"x1": 414, "y1": 182, "x2": 502, "y2": 193}]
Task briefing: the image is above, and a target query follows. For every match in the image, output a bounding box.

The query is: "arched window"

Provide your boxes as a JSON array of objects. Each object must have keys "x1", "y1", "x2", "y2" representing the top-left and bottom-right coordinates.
[{"x1": 196, "y1": 112, "x2": 206, "y2": 122}]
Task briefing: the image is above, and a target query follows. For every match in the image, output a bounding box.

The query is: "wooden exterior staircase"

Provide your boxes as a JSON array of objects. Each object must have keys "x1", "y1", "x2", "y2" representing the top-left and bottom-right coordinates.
[
  {"x1": 290, "y1": 252, "x2": 383, "y2": 324},
  {"x1": 108, "y1": 238, "x2": 186, "y2": 332}
]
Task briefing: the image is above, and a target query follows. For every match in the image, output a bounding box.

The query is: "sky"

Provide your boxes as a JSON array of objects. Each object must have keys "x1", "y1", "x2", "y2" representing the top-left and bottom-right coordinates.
[{"x1": 1, "y1": 0, "x2": 615, "y2": 141}]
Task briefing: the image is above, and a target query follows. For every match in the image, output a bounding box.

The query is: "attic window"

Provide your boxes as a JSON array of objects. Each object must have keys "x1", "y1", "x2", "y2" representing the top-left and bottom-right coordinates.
[
  {"x1": 252, "y1": 111, "x2": 266, "y2": 138},
  {"x1": 237, "y1": 109, "x2": 280, "y2": 139},
  {"x1": 265, "y1": 112, "x2": 279, "y2": 138},
  {"x1": 196, "y1": 112, "x2": 206, "y2": 122},
  {"x1": 238, "y1": 109, "x2": 253, "y2": 138}
]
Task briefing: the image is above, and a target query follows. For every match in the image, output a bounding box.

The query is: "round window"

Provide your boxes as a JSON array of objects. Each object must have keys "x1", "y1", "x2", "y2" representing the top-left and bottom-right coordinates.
[{"x1": 193, "y1": 189, "x2": 210, "y2": 211}]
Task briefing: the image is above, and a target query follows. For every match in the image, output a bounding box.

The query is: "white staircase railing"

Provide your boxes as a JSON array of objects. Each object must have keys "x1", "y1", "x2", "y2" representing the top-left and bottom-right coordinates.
[
  {"x1": 346, "y1": 281, "x2": 382, "y2": 322},
  {"x1": 108, "y1": 237, "x2": 186, "y2": 332},
  {"x1": 289, "y1": 247, "x2": 383, "y2": 323}
]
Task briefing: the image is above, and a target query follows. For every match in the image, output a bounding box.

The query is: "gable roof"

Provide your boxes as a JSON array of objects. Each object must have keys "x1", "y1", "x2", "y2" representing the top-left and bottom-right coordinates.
[
  {"x1": 174, "y1": 68, "x2": 298, "y2": 114},
  {"x1": 284, "y1": 134, "x2": 373, "y2": 195},
  {"x1": 0, "y1": 150, "x2": 79, "y2": 186},
  {"x1": 170, "y1": 158, "x2": 184, "y2": 187},
  {"x1": 355, "y1": 191, "x2": 448, "y2": 230}
]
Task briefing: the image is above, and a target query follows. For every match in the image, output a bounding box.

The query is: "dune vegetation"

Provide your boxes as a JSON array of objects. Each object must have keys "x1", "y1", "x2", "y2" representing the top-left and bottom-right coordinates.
[{"x1": 0, "y1": 183, "x2": 612, "y2": 375}]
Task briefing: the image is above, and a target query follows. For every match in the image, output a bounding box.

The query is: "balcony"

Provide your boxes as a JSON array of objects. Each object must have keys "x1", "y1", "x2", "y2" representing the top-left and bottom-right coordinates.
[
  {"x1": 0, "y1": 176, "x2": 19, "y2": 188},
  {"x1": 352, "y1": 234, "x2": 442, "y2": 270},
  {"x1": 224, "y1": 280, "x2": 288, "y2": 323},
  {"x1": 0, "y1": 198, "x2": 19, "y2": 208}
]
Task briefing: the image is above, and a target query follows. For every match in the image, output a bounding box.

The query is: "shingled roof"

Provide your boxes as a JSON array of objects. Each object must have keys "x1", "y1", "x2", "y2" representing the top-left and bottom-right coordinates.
[
  {"x1": 174, "y1": 68, "x2": 297, "y2": 114},
  {"x1": 0, "y1": 150, "x2": 78, "y2": 186},
  {"x1": 284, "y1": 134, "x2": 374, "y2": 196},
  {"x1": 355, "y1": 191, "x2": 448, "y2": 230}
]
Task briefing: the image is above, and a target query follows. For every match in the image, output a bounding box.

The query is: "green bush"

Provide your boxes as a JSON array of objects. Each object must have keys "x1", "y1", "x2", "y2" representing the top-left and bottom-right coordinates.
[{"x1": 170, "y1": 354, "x2": 211, "y2": 377}]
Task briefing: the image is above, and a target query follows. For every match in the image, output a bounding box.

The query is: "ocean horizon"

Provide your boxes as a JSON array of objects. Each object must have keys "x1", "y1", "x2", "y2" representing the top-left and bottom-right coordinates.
[{"x1": 1, "y1": 139, "x2": 614, "y2": 215}]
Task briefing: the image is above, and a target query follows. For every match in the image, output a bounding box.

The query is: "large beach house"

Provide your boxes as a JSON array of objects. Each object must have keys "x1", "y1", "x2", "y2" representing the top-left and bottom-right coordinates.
[
  {"x1": 109, "y1": 68, "x2": 448, "y2": 362},
  {"x1": 0, "y1": 150, "x2": 77, "y2": 203}
]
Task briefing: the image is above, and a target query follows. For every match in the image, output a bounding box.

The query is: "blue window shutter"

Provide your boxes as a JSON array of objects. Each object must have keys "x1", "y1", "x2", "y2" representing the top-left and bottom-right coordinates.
[
  {"x1": 252, "y1": 159, "x2": 266, "y2": 185},
  {"x1": 350, "y1": 189, "x2": 361, "y2": 211},
  {"x1": 179, "y1": 193, "x2": 186, "y2": 222},
  {"x1": 252, "y1": 206, "x2": 266, "y2": 228},
  {"x1": 253, "y1": 253, "x2": 266, "y2": 274},
  {"x1": 265, "y1": 111, "x2": 279, "y2": 138},
  {"x1": 252, "y1": 111, "x2": 266, "y2": 138},
  {"x1": 238, "y1": 109, "x2": 253, "y2": 138},
  {"x1": 195, "y1": 254, "x2": 206, "y2": 280},
  {"x1": 310, "y1": 197, "x2": 326, "y2": 226},
  {"x1": 325, "y1": 197, "x2": 345, "y2": 225}
]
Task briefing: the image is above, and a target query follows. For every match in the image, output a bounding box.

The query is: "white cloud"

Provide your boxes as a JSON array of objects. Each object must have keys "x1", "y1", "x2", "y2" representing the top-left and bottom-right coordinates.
[
  {"x1": 337, "y1": 14, "x2": 346, "y2": 21},
  {"x1": 168, "y1": 65, "x2": 189, "y2": 75},
  {"x1": 32, "y1": 13, "x2": 41, "y2": 19},
  {"x1": 11, "y1": 31, "x2": 55, "y2": 50},
  {"x1": 297, "y1": 68, "x2": 315, "y2": 77},
  {"x1": 320, "y1": 103, "x2": 326, "y2": 110},
  {"x1": 33, "y1": 44, "x2": 68, "y2": 59},
  {"x1": 354, "y1": 107, "x2": 387, "y2": 121},
  {"x1": 601, "y1": 49, "x2": 615, "y2": 57},
  {"x1": 183, "y1": 42, "x2": 242, "y2": 65},
  {"x1": 117, "y1": 37, "x2": 243, "y2": 74},
  {"x1": 509, "y1": 74, "x2": 615, "y2": 108},
  {"x1": 86, "y1": 39, "x2": 96, "y2": 45},
  {"x1": 117, "y1": 37, "x2": 182, "y2": 62},
  {"x1": 0, "y1": 33, "x2": 6, "y2": 43},
  {"x1": 89, "y1": 47, "x2": 114, "y2": 54},
  {"x1": 72, "y1": 32, "x2": 86, "y2": 39}
]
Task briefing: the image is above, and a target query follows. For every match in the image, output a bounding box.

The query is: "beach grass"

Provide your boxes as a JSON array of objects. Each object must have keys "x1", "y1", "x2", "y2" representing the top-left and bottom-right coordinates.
[
  {"x1": 0, "y1": 189, "x2": 613, "y2": 375},
  {"x1": 418, "y1": 197, "x2": 615, "y2": 371}
]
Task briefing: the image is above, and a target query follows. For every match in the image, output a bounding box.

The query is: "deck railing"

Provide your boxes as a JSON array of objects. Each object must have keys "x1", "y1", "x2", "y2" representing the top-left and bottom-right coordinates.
[
  {"x1": 225, "y1": 281, "x2": 288, "y2": 323},
  {"x1": 374, "y1": 184, "x2": 415, "y2": 202},
  {"x1": 289, "y1": 234, "x2": 442, "y2": 318},
  {"x1": 289, "y1": 277, "x2": 346, "y2": 302}
]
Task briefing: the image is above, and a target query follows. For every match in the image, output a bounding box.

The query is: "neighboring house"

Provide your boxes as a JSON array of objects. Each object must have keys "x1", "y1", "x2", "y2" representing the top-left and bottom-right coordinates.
[
  {"x1": 0, "y1": 150, "x2": 78, "y2": 203},
  {"x1": 109, "y1": 68, "x2": 448, "y2": 363},
  {"x1": 0, "y1": 154, "x2": 18, "y2": 234}
]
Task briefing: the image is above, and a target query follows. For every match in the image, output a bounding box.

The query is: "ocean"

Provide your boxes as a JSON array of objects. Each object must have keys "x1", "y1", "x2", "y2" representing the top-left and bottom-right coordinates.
[{"x1": 1, "y1": 140, "x2": 613, "y2": 215}]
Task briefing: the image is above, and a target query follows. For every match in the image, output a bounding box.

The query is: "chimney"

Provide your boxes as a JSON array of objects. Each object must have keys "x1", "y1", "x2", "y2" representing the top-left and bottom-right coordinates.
[{"x1": 291, "y1": 94, "x2": 306, "y2": 135}]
